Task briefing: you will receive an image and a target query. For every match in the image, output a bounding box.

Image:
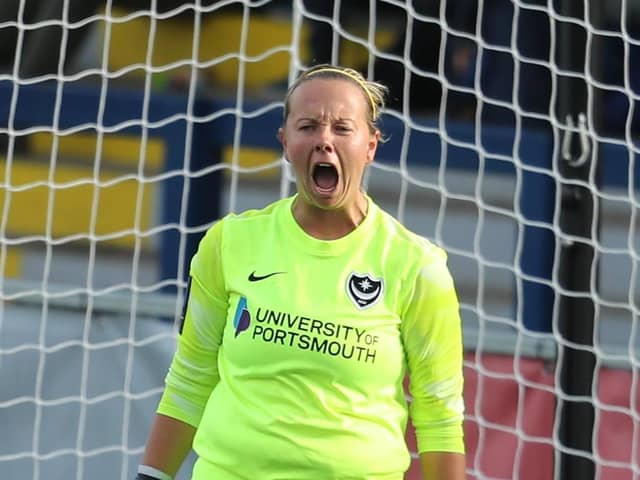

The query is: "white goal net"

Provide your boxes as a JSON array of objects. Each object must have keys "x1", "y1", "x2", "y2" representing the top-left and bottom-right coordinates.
[{"x1": 0, "y1": 1, "x2": 638, "y2": 479}]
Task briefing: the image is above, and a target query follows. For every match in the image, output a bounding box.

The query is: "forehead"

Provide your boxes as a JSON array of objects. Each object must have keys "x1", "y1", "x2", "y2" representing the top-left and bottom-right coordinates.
[{"x1": 287, "y1": 77, "x2": 369, "y2": 118}]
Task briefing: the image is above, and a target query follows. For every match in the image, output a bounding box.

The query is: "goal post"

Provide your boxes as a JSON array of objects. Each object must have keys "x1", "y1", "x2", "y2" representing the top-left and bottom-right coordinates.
[{"x1": 0, "y1": 1, "x2": 638, "y2": 479}]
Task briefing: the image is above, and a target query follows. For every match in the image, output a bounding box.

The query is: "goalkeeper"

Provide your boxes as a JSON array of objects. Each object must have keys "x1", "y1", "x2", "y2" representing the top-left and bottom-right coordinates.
[{"x1": 138, "y1": 64, "x2": 466, "y2": 480}]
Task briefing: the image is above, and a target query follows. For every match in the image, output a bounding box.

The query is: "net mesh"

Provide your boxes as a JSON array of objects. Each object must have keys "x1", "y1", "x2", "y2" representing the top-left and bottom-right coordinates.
[{"x1": 0, "y1": 1, "x2": 638, "y2": 479}]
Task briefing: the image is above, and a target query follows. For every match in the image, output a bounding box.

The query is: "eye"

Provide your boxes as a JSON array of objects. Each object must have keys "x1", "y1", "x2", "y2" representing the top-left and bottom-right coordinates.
[
  {"x1": 298, "y1": 124, "x2": 314, "y2": 132},
  {"x1": 335, "y1": 124, "x2": 352, "y2": 133}
]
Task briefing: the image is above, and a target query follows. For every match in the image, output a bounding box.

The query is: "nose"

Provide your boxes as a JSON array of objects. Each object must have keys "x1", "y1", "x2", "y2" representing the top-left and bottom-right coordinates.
[
  {"x1": 314, "y1": 127, "x2": 334, "y2": 153},
  {"x1": 314, "y1": 142, "x2": 333, "y2": 153}
]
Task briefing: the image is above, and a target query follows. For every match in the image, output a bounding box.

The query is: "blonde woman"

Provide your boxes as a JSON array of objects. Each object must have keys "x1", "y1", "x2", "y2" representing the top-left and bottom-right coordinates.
[{"x1": 139, "y1": 64, "x2": 466, "y2": 480}]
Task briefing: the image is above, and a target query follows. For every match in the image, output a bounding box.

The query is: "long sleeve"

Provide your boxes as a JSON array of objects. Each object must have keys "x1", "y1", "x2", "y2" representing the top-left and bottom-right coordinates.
[
  {"x1": 401, "y1": 245, "x2": 465, "y2": 454},
  {"x1": 157, "y1": 220, "x2": 228, "y2": 428}
]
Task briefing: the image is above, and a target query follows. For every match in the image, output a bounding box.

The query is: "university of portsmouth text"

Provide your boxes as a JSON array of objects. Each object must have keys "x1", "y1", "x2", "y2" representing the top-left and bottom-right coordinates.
[{"x1": 253, "y1": 307, "x2": 378, "y2": 363}]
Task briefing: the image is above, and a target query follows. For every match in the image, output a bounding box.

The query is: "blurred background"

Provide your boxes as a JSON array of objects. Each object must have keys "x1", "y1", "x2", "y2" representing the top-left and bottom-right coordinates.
[{"x1": 0, "y1": 1, "x2": 638, "y2": 479}]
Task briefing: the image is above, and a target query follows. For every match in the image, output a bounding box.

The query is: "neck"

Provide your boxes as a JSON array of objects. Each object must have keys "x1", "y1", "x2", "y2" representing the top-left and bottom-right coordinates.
[{"x1": 292, "y1": 194, "x2": 369, "y2": 240}]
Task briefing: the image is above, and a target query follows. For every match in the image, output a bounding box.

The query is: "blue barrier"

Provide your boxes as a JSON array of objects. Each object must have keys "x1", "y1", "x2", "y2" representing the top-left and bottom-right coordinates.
[{"x1": 0, "y1": 81, "x2": 636, "y2": 331}]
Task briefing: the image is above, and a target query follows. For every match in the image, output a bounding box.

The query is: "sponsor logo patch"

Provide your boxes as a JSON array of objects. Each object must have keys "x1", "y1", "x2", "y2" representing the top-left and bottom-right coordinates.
[{"x1": 233, "y1": 296, "x2": 251, "y2": 337}]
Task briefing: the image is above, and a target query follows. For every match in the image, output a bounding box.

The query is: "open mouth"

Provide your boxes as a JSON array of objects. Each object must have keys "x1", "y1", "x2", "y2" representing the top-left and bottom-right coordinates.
[{"x1": 312, "y1": 163, "x2": 339, "y2": 192}]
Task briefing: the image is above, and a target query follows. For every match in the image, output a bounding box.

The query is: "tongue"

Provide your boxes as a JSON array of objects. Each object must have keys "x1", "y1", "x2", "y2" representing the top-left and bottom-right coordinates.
[{"x1": 314, "y1": 166, "x2": 338, "y2": 190}]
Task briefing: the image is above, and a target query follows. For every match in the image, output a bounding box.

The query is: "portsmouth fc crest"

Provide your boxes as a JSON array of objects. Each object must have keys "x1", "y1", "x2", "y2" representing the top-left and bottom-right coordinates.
[{"x1": 346, "y1": 272, "x2": 384, "y2": 309}]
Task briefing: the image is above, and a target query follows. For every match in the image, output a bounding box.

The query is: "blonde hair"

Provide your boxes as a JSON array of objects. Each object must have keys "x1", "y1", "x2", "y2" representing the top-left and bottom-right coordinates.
[{"x1": 282, "y1": 64, "x2": 389, "y2": 133}]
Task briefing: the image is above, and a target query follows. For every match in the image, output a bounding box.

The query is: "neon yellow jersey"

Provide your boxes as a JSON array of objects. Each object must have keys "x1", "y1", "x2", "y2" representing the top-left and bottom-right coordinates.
[{"x1": 158, "y1": 195, "x2": 464, "y2": 479}]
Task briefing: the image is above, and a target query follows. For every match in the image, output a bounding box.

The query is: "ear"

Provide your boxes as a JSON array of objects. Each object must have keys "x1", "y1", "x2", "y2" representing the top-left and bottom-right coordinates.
[
  {"x1": 365, "y1": 130, "x2": 380, "y2": 165},
  {"x1": 277, "y1": 127, "x2": 285, "y2": 148},
  {"x1": 276, "y1": 127, "x2": 289, "y2": 162},
  {"x1": 277, "y1": 127, "x2": 290, "y2": 163}
]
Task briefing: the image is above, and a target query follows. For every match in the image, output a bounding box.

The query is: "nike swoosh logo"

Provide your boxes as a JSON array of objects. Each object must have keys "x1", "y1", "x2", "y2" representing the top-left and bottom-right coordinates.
[{"x1": 248, "y1": 271, "x2": 286, "y2": 282}]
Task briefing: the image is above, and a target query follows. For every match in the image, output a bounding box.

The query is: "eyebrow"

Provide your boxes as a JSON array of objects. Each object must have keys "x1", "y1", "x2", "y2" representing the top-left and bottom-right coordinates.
[{"x1": 294, "y1": 116, "x2": 356, "y2": 124}]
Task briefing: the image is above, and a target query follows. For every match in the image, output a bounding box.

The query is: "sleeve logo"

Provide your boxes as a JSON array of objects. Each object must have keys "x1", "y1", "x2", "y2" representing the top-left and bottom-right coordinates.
[{"x1": 346, "y1": 272, "x2": 384, "y2": 309}]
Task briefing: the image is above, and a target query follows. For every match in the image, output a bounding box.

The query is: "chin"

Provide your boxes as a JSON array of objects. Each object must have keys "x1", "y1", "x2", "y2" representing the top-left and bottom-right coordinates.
[
  {"x1": 306, "y1": 192, "x2": 342, "y2": 210},
  {"x1": 312, "y1": 196, "x2": 339, "y2": 209}
]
